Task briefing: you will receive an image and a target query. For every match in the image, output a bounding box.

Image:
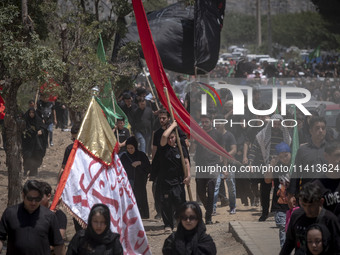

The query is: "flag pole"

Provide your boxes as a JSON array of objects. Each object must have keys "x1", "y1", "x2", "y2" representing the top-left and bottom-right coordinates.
[
  {"x1": 164, "y1": 87, "x2": 193, "y2": 201},
  {"x1": 111, "y1": 91, "x2": 119, "y2": 140},
  {"x1": 143, "y1": 67, "x2": 160, "y2": 110}
]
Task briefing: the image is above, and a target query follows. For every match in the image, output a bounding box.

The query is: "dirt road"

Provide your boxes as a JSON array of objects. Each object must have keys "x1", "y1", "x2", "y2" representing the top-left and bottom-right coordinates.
[{"x1": 0, "y1": 129, "x2": 270, "y2": 254}]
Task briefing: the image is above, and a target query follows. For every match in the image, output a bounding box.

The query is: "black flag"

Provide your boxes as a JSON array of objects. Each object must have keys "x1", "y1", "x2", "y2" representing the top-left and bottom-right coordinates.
[{"x1": 113, "y1": 0, "x2": 225, "y2": 75}]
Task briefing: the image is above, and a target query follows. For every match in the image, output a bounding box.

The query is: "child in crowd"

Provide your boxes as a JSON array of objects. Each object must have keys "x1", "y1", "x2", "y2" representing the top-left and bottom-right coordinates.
[
  {"x1": 280, "y1": 183, "x2": 340, "y2": 255},
  {"x1": 306, "y1": 224, "x2": 331, "y2": 255}
]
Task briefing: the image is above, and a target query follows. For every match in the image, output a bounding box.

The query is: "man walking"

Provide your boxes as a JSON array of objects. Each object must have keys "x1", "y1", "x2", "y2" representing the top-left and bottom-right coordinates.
[{"x1": 0, "y1": 180, "x2": 65, "y2": 255}]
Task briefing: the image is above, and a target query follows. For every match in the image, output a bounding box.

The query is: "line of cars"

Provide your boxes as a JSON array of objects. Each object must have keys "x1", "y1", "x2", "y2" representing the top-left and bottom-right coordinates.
[{"x1": 208, "y1": 80, "x2": 340, "y2": 130}]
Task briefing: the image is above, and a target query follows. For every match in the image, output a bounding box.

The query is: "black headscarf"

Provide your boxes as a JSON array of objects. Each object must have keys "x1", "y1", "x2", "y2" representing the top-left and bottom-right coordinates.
[
  {"x1": 126, "y1": 136, "x2": 138, "y2": 152},
  {"x1": 172, "y1": 202, "x2": 216, "y2": 255},
  {"x1": 23, "y1": 108, "x2": 44, "y2": 130},
  {"x1": 86, "y1": 204, "x2": 115, "y2": 245},
  {"x1": 306, "y1": 223, "x2": 331, "y2": 255}
]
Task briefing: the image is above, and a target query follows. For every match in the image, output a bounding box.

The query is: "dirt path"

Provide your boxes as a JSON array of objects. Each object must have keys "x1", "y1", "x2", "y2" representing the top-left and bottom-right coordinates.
[{"x1": 0, "y1": 129, "x2": 269, "y2": 254}]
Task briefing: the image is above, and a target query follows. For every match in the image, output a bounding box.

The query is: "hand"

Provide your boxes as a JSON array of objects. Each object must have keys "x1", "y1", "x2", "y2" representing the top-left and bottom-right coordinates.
[
  {"x1": 171, "y1": 120, "x2": 178, "y2": 128},
  {"x1": 287, "y1": 194, "x2": 297, "y2": 209},
  {"x1": 54, "y1": 119, "x2": 58, "y2": 125},
  {"x1": 242, "y1": 157, "x2": 248, "y2": 165},
  {"x1": 183, "y1": 176, "x2": 191, "y2": 186},
  {"x1": 131, "y1": 161, "x2": 141, "y2": 168},
  {"x1": 37, "y1": 130, "x2": 42, "y2": 135},
  {"x1": 270, "y1": 155, "x2": 279, "y2": 166},
  {"x1": 222, "y1": 171, "x2": 229, "y2": 178}
]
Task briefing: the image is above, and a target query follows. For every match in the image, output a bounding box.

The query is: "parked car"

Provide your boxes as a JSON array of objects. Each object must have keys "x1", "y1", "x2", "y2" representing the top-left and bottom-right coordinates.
[{"x1": 321, "y1": 104, "x2": 340, "y2": 128}]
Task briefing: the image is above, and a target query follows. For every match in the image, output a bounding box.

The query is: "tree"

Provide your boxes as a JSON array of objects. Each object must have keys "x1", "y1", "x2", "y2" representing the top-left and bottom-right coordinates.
[
  {"x1": 1, "y1": 0, "x2": 140, "y2": 205},
  {"x1": 0, "y1": 4, "x2": 64, "y2": 205},
  {"x1": 47, "y1": 0, "x2": 140, "y2": 122}
]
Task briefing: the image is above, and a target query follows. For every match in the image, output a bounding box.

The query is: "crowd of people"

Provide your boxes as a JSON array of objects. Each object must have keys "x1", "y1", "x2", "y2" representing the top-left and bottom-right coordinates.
[{"x1": 1, "y1": 56, "x2": 340, "y2": 254}]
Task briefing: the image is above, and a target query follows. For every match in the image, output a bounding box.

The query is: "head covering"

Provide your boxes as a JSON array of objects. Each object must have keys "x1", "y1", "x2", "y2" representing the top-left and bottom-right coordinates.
[
  {"x1": 86, "y1": 204, "x2": 114, "y2": 245},
  {"x1": 275, "y1": 142, "x2": 291, "y2": 154},
  {"x1": 170, "y1": 202, "x2": 216, "y2": 255},
  {"x1": 126, "y1": 136, "x2": 138, "y2": 150},
  {"x1": 23, "y1": 108, "x2": 44, "y2": 130},
  {"x1": 306, "y1": 223, "x2": 331, "y2": 255},
  {"x1": 255, "y1": 114, "x2": 291, "y2": 164}
]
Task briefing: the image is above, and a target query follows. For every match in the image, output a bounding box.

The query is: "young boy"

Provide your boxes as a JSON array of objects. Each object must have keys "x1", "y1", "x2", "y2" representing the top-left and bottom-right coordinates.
[
  {"x1": 265, "y1": 142, "x2": 291, "y2": 248},
  {"x1": 280, "y1": 183, "x2": 340, "y2": 255}
]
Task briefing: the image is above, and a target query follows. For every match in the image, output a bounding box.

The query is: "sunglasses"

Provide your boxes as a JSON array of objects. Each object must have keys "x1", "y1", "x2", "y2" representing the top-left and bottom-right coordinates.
[
  {"x1": 181, "y1": 215, "x2": 198, "y2": 221},
  {"x1": 26, "y1": 196, "x2": 42, "y2": 202}
]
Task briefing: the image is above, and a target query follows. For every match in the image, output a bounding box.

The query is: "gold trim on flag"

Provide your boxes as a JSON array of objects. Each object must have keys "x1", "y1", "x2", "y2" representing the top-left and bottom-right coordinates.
[{"x1": 77, "y1": 97, "x2": 116, "y2": 165}]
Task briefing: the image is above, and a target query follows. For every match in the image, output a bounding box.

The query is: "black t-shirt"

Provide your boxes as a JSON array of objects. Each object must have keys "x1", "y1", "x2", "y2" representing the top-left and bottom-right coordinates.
[
  {"x1": 271, "y1": 173, "x2": 290, "y2": 213},
  {"x1": 194, "y1": 128, "x2": 222, "y2": 166},
  {"x1": 158, "y1": 143, "x2": 188, "y2": 187},
  {"x1": 222, "y1": 131, "x2": 236, "y2": 152},
  {"x1": 37, "y1": 100, "x2": 55, "y2": 125},
  {"x1": 153, "y1": 127, "x2": 187, "y2": 149},
  {"x1": 280, "y1": 208, "x2": 340, "y2": 255},
  {"x1": 55, "y1": 209, "x2": 67, "y2": 230},
  {"x1": 115, "y1": 127, "x2": 130, "y2": 152},
  {"x1": 314, "y1": 178, "x2": 340, "y2": 218},
  {"x1": 62, "y1": 143, "x2": 73, "y2": 168},
  {"x1": 0, "y1": 203, "x2": 64, "y2": 255}
]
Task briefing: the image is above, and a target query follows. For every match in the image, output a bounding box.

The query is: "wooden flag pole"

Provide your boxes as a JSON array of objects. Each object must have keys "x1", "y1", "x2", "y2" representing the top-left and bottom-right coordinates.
[
  {"x1": 143, "y1": 67, "x2": 160, "y2": 110},
  {"x1": 163, "y1": 87, "x2": 193, "y2": 201}
]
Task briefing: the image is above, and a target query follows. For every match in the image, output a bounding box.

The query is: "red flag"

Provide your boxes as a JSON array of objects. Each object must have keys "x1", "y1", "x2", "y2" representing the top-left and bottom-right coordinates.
[{"x1": 132, "y1": 0, "x2": 232, "y2": 160}]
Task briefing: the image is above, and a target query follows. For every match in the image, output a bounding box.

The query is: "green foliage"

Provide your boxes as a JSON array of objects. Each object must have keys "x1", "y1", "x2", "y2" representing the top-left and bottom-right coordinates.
[
  {"x1": 38, "y1": 0, "x2": 140, "y2": 112},
  {"x1": 221, "y1": 13, "x2": 256, "y2": 46},
  {"x1": 270, "y1": 12, "x2": 340, "y2": 50},
  {"x1": 142, "y1": 0, "x2": 168, "y2": 12},
  {"x1": 0, "y1": 4, "x2": 64, "y2": 93},
  {"x1": 221, "y1": 11, "x2": 340, "y2": 51}
]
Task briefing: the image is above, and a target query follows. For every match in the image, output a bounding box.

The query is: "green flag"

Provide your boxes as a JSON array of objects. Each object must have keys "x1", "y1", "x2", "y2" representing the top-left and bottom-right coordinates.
[
  {"x1": 309, "y1": 45, "x2": 321, "y2": 61},
  {"x1": 227, "y1": 66, "x2": 234, "y2": 77},
  {"x1": 289, "y1": 105, "x2": 299, "y2": 176},
  {"x1": 96, "y1": 33, "x2": 129, "y2": 129}
]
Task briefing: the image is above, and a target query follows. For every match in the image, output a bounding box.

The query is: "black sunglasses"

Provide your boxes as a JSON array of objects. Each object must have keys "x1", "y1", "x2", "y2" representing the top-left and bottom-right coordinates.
[
  {"x1": 26, "y1": 196, "x2": 42, "y2": 202},
  {"x1": 181, "y1": 215, "x2": 198, "y2": 221}
]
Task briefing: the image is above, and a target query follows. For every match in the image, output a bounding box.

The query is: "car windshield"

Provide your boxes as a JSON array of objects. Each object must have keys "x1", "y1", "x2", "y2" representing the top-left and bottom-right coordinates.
[{"x1": 324, "y1": 109, "x2": 340, "y2": 127}]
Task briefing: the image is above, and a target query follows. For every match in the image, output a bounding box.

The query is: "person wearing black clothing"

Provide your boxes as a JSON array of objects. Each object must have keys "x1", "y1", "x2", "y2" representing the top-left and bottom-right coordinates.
[
  {"x1": 120, "y1": 136, "x2": 151, "y2": 219},
  {"x1": 22, "y1": 108, "x2": 48, "y2": 176},
  {"x1": 59, "y1": 124, "x2": 80, "y2": 179},
  {"x1": 280, "y1": 183, "x2": 340, "y2": 255},
  {"x1": 66, "y1": 204, "x2": 123, "y2": 255},
  {"x1": 120, "y1": 93, "x2": 137, "y2": 127},
  {"x1": 159, "y1": 121, "x2": 191, "y2": 233},
  {"x1": 55, "y1": 100, "x2": 68, "y2": 131},
  {"x1": 313, "y1": 141, "x2": 340, "y2": 219},
  {"x1": 231, "y1": 116, "x2": 252, "y2": 206},
  {"x1": 132, "y1": 98, "x2": 153, "y2": 154},
  {"x1": 306, "y1": 224, "x2": 332, "y2": 255},
  {"x1": 40, "y1": 181, "x2": 67, "y2": 242},
  {"x1": 248, "y1": 114, "x2": 291, "y2": 222},
  {"x1": 151, "y1": 110, "x2": 189, "y2": 219},
  {"x1": 0, "y1": 180, "x2": 65, "y2": 255},
  {"x1": 265, "y1": 142, "x2": 291, "y2": 248},
  {"x1": 113, "y1": 118, "x2": 130, "y2": 155},
  {"x1": 194, "y1": 115, "x2": 223, "y2": 224},
  {"x1": 36, "y1": 94, "x2": 57, "y2": 146},
  {"x1": 288, "y1": 117, "x2": 327, "y2": 199},
  {"x1": 162, "y1": 202, "x2": 217, "y2": 255}
]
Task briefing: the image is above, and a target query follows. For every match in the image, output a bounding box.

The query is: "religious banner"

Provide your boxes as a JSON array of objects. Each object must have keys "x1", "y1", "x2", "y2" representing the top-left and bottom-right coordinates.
[{"x1": 51, "y1": 97, "x2": 150, "y2": 255}]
